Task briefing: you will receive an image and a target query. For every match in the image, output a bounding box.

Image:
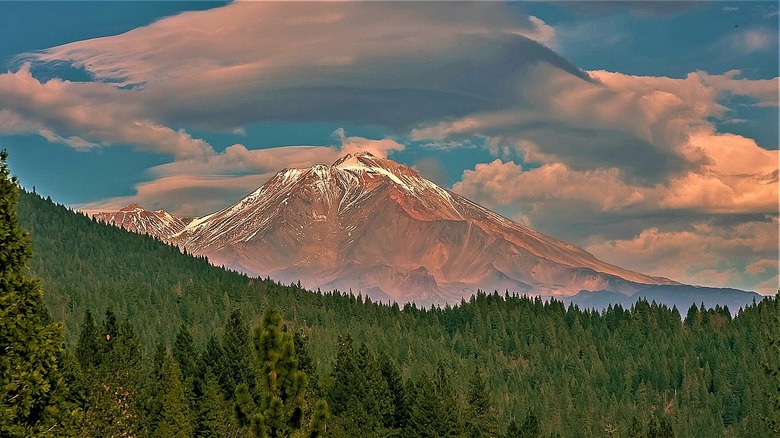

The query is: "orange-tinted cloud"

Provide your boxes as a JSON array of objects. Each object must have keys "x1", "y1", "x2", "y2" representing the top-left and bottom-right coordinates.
[
  {"x1": 0, "y1": 65, "x2": 212, "y2": 159},
  {"x1": 585, "y1": 218, "x2": 778, "y2": 294},
  {"x1": 77, "y1": 133, "x2": 404, "y2": 217}
]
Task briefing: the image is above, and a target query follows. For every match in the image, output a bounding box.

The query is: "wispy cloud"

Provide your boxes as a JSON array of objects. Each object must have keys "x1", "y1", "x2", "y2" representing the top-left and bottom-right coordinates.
[
  {"x1": 14, "y1": 2, "x2": 562, "y2": 134},
  {"x1": 724, "y1": 27, "x2": 777, "y2": 54},
  {"x1": 77, "y1": 133, "x2": 403, "y2": 216}
]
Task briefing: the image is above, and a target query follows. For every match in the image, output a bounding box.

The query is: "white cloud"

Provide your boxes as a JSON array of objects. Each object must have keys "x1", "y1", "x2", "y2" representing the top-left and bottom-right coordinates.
[
  {"x1": 725, "y1": 27, "x2": 777, "y2": 54},
  {"x1": 334, "y1": 128, "x2": 405, "y2": 158}
]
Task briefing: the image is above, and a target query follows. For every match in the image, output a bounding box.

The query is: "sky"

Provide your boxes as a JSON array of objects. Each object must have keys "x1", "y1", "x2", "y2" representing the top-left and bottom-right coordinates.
[{"x1": 0, "y1": 1, "x2": 777, "y2": 294}]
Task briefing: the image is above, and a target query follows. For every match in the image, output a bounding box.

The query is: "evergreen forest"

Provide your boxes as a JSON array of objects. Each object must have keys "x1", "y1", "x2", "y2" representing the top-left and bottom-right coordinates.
[{"x1": 2, "y1": 151, "x2": 780, "y2": 437}]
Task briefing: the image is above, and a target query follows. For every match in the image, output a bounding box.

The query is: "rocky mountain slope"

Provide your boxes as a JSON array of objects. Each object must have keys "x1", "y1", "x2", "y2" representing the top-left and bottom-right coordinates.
[{"x1": 93, "y1": 204, "x2": 188, "y2": 240}]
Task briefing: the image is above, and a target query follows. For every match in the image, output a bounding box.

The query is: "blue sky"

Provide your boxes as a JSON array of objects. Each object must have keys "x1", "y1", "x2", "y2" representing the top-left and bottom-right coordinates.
[{"x1": 0, "y1": 1, "x2": 777, "y2": 294}]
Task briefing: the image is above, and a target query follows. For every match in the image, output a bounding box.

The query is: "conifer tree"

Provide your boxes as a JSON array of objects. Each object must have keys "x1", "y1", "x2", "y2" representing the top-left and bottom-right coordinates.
[
  {"x1": 201, "y1": 335, "x2": 227, "y2": 393},
  {"x1": 102, "y1": 308, "x2": 119, "y2": 355},
  {"x1": 328, "y1": 334, "x2": 358, "y2": 414},
  {"x1": 466, "y1": 367, "x2": 500, "y2": 437},
  {"x1": 0, "y1": 150, "x2": 73, "y2": 436},
  {"x1": 405, "y1": 372, "x2": 441, "y2": 438},
  {"x1": 379, "y1": 353, "x2": 408, "y2": 430},
  {"x1": 308, "y1": 399, "x2": 331, "y2": 438},
  {"x1": 173, "y1": 324, "x2": 198, "y2": 381},
  {"x1": 505, "y1": 419, "x2": 520, "y2": 438},
  {"x1": 235, "y1": 307, "x2": 308, "y2": 437},
  {"x1": 433, "y1": 363, "x2": 463, "y2": 436},
  {"x1": 76, "y1": 310, "x2": 101, "y2": 369},
  {"x1": 221, "y1": 309, "x2": 252, "y2": 396},
  {"x1": 505, "y1": 412, "x2": 541, "y2": 438},
  {"x1": 156, "y1": 354, "x2": 194, "y2": 438},
  {"x1": 81, "y1": 317, "x2": 142, "y2": 436},
  {"x1": 173, "y1": 324, "x2": 200, "y2": 407},
  {"x1": 195, "y1": 372, "x2": 231, "y2": 438}
]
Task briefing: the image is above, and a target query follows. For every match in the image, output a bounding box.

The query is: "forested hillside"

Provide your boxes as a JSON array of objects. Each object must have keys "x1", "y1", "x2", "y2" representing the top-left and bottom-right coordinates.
[{"x1": 10, "y1": 189, "x2": 780, "y2": 436}]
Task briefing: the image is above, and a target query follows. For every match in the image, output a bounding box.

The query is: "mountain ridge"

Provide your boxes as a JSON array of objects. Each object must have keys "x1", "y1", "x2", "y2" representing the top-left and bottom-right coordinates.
[
  {"x1": 93, "y1": 203, "x2": 187, "y2": 240},
  {"x1": 93, "y1": 152, "x2": 689, "y2": 304}
]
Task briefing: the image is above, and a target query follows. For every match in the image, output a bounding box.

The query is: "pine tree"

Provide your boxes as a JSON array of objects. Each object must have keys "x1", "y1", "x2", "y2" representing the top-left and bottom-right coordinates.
[
  {"x1": 235, "y1": 307, "x2": 308, "y2": 437},
  {"x1": 0, "y1": 149, "x2": 73, "y2": 436},
  {"x1": 102, "y1": 308, "x2": 119, "y2": 356},
  {"x1": 195, "y1": 372, "x2": 231, "y2": 438},
  {"x1": 466, "y1": 367, "x2": 500, "y2": 437},
  {"x1": 405, "y1": 372, "x2": 440, "y2": 438},
  {"x1": 75, "y1": 310, "x2": 101, "y2": 369},
  {"x1": 432, "y1": 363, "x2": 462, "y2": 437},
  {"x1": 505, "y1": 412, "x2": 541, "y2": 438},
  {"x1": 173, "y1": 324, "x2": 198, "y2": 381},
  {"x1": 327, "y1": 334, "x2": 358, "y2": 415},
  {"x1": 221, "y1": 309, "x2": 252, "y2": 397},
  {"x1": 379, "y1": 353, "x2": 408, "y2": 430},
  {"x1": 173, "y1": 324, "x2": 200, "y2": 407},
  {"x1": 308, "y1": 399, "x2": 330, "y2": 438},
  {"x1": 81, "y1": 317, "x2": 142, "y2": 436},
  {"x1": 156, "y1": 354, "x2": 194, "y2": 438}
]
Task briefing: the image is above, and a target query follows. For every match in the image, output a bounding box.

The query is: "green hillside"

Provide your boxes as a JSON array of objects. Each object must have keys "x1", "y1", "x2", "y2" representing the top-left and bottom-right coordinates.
[{"x1": 12, "y1": 189, "x2": 780, "y2": 437}]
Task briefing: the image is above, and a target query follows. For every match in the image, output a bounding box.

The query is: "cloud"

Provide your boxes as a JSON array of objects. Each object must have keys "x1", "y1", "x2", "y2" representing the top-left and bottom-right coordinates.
[
  {"x1": 697, "y1": 69, "x2": 779, "y2": 107},
  {"x1": 415, "y1": 66, "x2": 778, "y2": 182},
  {"x1": 412, "y1": 157, "x2": 447, "y2": 186},
  {"x1": 454, "y1": 159, "x2": 650, "y2": 214},
  {"x1": 454, "y1": 128, "x2": 777, "y2": 221},
  {"x1": 585, "y1": 217, "x2": 778, "y2": 294},
  {"x1": 725, "y1": 27, "x2": 777, "y2": 54},
  {"x1": 452, "y1": 117, "x2": 777, "y2": 294},
  {"x1": 0, "y1": 65, "x2": 213, "y2": 159},
  {"x1": 334, "y1": 128, "x2": 404, "y2": 158},
  {"x1": 17, "y1": 2, "x2": 567, "y2": 133},
  {"x1": 77, "y1": 133, "x2": 403, "y2": 216},
  {"x1": 559, "y1": 2, "x2": 702, "y2": 17},
  {"x1": 149, "y1": 144, "x2": 340, "y2": 179},
  {"x1": 79, "y1": 172, "x2": 283, "y2": 218}
]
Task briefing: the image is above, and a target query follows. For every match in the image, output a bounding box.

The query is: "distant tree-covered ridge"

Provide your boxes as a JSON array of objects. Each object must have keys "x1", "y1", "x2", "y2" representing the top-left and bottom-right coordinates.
[{"x1": 8, "y1": 181, "x2": 780, "y2": 436}]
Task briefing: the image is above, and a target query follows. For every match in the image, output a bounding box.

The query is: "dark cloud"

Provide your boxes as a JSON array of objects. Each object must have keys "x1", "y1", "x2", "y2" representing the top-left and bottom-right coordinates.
[{"x1": 146, "y1": 36, "x2": 588, "y2": 132}]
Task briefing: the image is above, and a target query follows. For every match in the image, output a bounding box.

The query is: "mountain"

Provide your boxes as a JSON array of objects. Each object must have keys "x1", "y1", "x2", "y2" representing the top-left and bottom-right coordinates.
[
  {"x1": 566, "y1": 285, "x2": 764, "y2": 315},
  {"x1": 93, "y1": 203, "x2": 188, "y2": 240},
  {"x1": 172, "y1": 152, "x2": 677, "y2": 304}
]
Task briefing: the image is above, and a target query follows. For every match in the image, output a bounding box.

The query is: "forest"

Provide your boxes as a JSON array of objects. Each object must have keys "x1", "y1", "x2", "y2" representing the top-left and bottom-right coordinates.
[{"x1": 2, "y1": 152, "x2": 780, "y2": 437}]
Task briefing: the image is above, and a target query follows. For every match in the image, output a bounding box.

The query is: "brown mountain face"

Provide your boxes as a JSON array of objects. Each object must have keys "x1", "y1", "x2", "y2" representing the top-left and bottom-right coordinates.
[
  {"x1": 93, "y1": 204, "x2": 187, "y2": 241},
  {"x1": 172, "y1": 152, "x2": 676, "y2": 304}
]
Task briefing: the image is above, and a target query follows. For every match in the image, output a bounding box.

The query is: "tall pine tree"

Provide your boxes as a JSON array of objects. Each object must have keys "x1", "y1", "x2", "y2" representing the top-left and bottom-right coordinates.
[
  {"x1": 466, "y1": 367, "x2": 499, "y2": 437},
  {"x1": 0, "y1": 150, "x2": 73, "y2": 436},
  {"x1": 235, "y1": 307, "x2": 308, "y2": 437}
]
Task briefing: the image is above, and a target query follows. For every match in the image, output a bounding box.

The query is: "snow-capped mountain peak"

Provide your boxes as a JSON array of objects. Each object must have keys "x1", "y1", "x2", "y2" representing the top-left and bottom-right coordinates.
[{"x1": 167, "y1": 155, "x2": 675, "y2": 303}]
